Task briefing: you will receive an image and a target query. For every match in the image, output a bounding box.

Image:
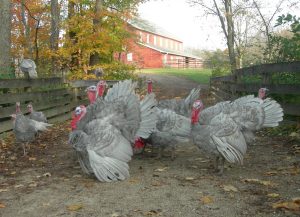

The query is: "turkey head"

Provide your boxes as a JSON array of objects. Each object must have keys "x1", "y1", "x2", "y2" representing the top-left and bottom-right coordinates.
[
  {"x1": 191, "y1": 100, "x2": 204, "y2": 124},
  {"x1": 258, "y1": 88, "x2": 269, "y2": 99},
  {"x1": 86, "y1": 85, "x2": 97, "y2": 104},
  {"x1": 96, "y1": 80, "x2": 107, "y2": 98},
  {"x1": 146, "y1": 79, "x2": 153, "y2": 94},
  {"x1": 71, "y1": 105, "x2": 87, "y2": 131}
]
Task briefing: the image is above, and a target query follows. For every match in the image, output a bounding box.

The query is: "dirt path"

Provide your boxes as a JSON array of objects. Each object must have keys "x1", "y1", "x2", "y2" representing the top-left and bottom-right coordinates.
[{"x1": 0, "y1": 75, "x2": 299, "y2": 217}]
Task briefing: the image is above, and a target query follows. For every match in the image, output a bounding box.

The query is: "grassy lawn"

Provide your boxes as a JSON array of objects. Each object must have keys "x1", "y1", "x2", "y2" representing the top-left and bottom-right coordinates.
[{"x1": 139, "y1": 68, "x2": 212, "y2": 84}]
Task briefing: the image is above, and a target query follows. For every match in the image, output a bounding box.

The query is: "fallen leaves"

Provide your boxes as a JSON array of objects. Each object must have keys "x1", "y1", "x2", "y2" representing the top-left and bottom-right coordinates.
[
  {"x1": 43, "y1": 172, "x2": 51, "y2": 177},
  {"x1": 28, "y1": 157, "x2": 36, "y2": 161},
  {"x1": 200, "y1": 196, "x2": 214, "y2": 204},
  {"x1": 66, "y1": 204, "x2": 83, "y2": 211},
  {"x1": 221, "y1": 184, "x2": 238, "y2": 192},
  {"x1": 267, "y1": 193, "x2": 280, "y2": 198},
  {"x1": 0, "y1": 202, "x2": 6, "y2": 208},
  {"x1": 185, "y1": 177, "x2": 195, "y2": 181},
  {"x1": 154, "y1": 167, "x2": 168, "y2": 172},
  {"x1": 272, "y1": 198, "x2": 300, "y2": 213},
  {"x1": 242, "y1": 178, "x2": 277, "y2": 187},
  {"x1": 0, "y1": 188, "x2": 9, "y2": 193}
]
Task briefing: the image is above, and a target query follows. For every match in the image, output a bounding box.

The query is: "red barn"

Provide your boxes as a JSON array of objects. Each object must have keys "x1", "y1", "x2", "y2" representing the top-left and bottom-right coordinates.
[{"x1": 118, "y1": 18, "x2": 202, "y2": 69}]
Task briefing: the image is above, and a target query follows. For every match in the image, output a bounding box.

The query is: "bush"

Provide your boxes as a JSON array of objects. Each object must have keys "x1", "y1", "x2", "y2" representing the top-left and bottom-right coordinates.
[{"x1": 67, "y1": 62, "x2": 138, "y2": 80}]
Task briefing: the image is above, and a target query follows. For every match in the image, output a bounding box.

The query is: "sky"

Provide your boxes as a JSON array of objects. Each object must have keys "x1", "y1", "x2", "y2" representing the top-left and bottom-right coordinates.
[
  {"x1": 138, "y1": 0, "x2": 224, "y2": 50},
  {"x1": 138, "y1": 0, "x2": 300, "y2": 50}
]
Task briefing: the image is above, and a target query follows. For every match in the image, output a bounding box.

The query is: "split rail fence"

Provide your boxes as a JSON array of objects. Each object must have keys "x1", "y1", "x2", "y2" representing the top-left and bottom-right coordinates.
[
  {"x1": 0, "y1": 78, "x2": 118, "y2": 134},
  {"x1": 210, "y1": 61, "x2": 300, "y2": 116}
]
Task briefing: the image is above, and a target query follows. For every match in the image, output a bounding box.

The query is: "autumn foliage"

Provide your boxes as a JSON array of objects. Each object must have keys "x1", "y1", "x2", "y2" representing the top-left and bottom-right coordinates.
[{"x1": 10, "y1": 0, "x2": 141, "y2": 79}]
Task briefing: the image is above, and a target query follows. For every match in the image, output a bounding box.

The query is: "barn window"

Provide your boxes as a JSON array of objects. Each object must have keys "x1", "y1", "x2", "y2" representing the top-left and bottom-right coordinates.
[
  {"x1": 154, "y1": 36, "x2": 157, "y2": 45},
  {"x1": 127, "y1": 53, "x2": 133, "y2": 61},
  {"x1": 160, "y1": 37, "x2": 163, "y2": 47},
  {"x1": 146, "y1": 34, "x2": 150, "y2": 43},
  {"x1": 139, "y1": 32, "x2": 143, "y2": 42}
]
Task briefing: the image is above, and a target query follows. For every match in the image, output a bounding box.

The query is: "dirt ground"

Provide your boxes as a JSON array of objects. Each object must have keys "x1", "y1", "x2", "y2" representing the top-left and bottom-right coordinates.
[{"x1": 0, "y1": 74, "x2": 300, "y2": 217}]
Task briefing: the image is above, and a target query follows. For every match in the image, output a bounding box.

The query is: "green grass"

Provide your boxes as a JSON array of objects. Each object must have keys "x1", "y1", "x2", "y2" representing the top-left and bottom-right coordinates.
[{"x1": 139, "y1": 68, "x2": 212, "y2": 84}]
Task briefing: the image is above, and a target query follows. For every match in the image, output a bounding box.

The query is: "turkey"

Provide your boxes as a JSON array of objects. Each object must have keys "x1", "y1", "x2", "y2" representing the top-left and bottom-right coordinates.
[
  {"x1": 198, "y1": 88, "x2": 273, "y2": 144},
  {"x1": 11, "y1": 102, "x2": 52, "y2": 156},
  {"x1": 20, "y1": 59, "x2": 38, "y2": 79},
  {"x1": 191, "y1": 95, "x2": 283, "y2": 174},
  {"x1": 146, "y1": 79, "x2": 201, "y2": 117},
  {"x1": 69, "y1": 79, "x2": 158, "y2": 182},
  {"x1": 141, "y1": 108, "x2": 191, "y2": 160},
  {"x1": 85, "y1": 80, "x2": 107, "y2": 104},
  {"x1": 27, "y1": 103, "x2": 47, "y2": 123},
  {"x1": 133, "y1": 79, "x2": 199, "y2": 155},
  {"x1": 95, "y1": 80, "x2": 107, "y2": 98},
  {"x1": 86, "y1": 85, "x2": 97, "y2": 104}
]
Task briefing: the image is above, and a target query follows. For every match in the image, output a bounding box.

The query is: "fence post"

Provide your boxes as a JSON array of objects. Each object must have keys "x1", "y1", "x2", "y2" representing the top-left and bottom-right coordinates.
[{"x1": 262, "y1": 72, "x2": 272, "y2": 86}]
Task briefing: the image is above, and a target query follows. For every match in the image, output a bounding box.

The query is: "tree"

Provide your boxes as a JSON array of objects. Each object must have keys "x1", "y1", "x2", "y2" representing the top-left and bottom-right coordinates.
[
  {"x1": 188, "y1": 0, "x2": 237, "y2": 72},
  {"x1": 0, "y1": 0, "x2": 12, "y2": 76},
  {"x1": 50, "y1": 0, "x2": 60, "y2": 74},
  {"x1": 269, "y1": 14, "x2": 300, "y2": 62}
]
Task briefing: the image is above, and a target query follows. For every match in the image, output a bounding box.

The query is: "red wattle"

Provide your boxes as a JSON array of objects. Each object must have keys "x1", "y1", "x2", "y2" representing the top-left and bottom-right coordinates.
[
  {"x1": 147, "y1": 83, "x2": 153, "y2": 94},
  {"x1": 87, "y1": 91, "x2": 96, "y2": 103},
  {"x1": 134, "y1": 137, "x2": 145, "y2": 149},
  {"x1": 98, "y1": 86, "x2": 105, "y2": 97},
  {"x1": 71, "y1": 114, "x2": 81, "y2": 131},
  {"x1": 191, "y1": 109, "x2": 200, "y2": 124}
]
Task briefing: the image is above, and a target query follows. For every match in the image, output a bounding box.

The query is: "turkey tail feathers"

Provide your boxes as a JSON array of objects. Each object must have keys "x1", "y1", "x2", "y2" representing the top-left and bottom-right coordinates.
[
  {"x1": 262, "y1": 98, "x2": 284, "y2": 128},
  {"x1": 184, "y1": 86, "x2": 201, "y2": 106},
  {"x1": 31, "y1": 120, "x2": 52, "y2": 131},
  {"x1": 136, "y1": 93, "x2": 158, "y2": 139}
]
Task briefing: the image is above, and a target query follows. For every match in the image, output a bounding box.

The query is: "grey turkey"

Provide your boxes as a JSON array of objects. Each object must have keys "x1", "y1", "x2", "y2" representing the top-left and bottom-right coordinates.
[
  {"x1": 27, "y1": 103, "x2": 47, "y2": 123},
  {"x1": 198, "y1": 88, "x2": 271, "y2": 144},
  {"x1": 190, "y1": 93, "x2": 283, "y2": 174},
  {"x1": 11, "y1": 102, "x2": 52, "y2": 156},
  {"x1": 85, "y1": 80, "x2": 107, "y2": 104},
  {"x1": 69, "y1": 79, "x2": 158, "y2": 182},
  {"x1": 20, "y1": 59, "x2": 38, "y2": 79},
  {"x1": 147, "y1": 79, "x2": 201, "y2": 117},
  {"x1": 139, "y1": 108, "x2": 191, "y2": 159}
]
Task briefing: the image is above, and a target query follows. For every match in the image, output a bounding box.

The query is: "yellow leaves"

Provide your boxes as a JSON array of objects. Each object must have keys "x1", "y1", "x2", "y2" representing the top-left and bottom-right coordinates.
[
  {"x1": 267, "y1": 193, "x2": 280, "y2": 198},
  {"x1": 0, "y1": 202, "x2": 6, "y2": 208},
  {"x1": 221, "y1": 184, "x2": 238, "y2": 192},
  {"x1": 272, "y1": 198, "x2": 300, "y2": 213},
  {"x1": 66, "y1": 204, "x2": 83, "y2": 211},
  {"x1": 154, "y1": 167, "x2": 168, "y2": 172},
  {"x1": 185, "y1": 177, "x2": 195, "y2": 181},
  {"x1": 242, "y1": 178, "x2": 277, "y2": 187},
  {"x1": 200, "y1": 196, "x2": 214, "y2": 204}
]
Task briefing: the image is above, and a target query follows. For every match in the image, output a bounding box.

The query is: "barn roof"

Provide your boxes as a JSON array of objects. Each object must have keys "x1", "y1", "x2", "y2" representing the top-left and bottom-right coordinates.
[
  {"x1": 138, "y1": 42, "x2": 202, "y2": 60},
  {"x1": 128, "y1": 17, "x2": 182, "y2": 42}
]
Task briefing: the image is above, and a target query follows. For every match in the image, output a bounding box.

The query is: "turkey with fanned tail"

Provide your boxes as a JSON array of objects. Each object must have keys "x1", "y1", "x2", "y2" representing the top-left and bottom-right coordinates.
[
  {"x1": 190, "y1": 93, "x2": 283, "y2": 174},
  {"x1": 69, "y1": 79, "x2": 158, "y2": 182}
]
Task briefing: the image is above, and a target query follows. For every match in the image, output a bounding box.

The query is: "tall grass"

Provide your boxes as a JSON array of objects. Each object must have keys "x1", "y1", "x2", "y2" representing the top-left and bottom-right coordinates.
[{"x1": 139, "y1": 68, "x2": 212, "y2": 84}]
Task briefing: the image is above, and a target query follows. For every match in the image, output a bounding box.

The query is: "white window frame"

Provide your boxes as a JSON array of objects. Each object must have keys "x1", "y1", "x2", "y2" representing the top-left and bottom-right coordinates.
[{"x1": 127, "y1": 53, "x2": 133, "y2": 61}]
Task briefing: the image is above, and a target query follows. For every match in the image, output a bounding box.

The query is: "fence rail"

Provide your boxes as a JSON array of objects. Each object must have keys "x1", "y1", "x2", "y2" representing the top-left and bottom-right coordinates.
[
  {"x1": 0, "y1": 78, "x2": 118, "y2": 134},
  {"x1": 210, "y1": 61, "x2": 300, "y2": 116}
]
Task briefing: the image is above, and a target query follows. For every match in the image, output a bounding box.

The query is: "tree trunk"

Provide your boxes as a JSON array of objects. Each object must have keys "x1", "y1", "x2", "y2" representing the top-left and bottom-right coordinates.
[
  {"x1": 224, "y1": 0, "x2": 236, "y2": 73},
  {"x1": 0, "y1": 0, "x2": 12, "y2": 75},
  {"x1": 89, "y1": 0, "x2": 103, "y2": 69},
  {"x1": 21, "y1": 0, "x2": 33, "y2": 58},
  {"x1": 68, "y1": 0, "x2": 78, "y2": 71},
  {"x1": 50, "y1": 0, "x2": 60, "y2": 75}
]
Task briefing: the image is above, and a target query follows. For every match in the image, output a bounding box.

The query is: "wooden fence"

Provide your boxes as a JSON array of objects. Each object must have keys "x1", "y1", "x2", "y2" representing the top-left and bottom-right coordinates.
[
  {"x1": 0, "y1": 78, "x2": 118, "y2": 134},
  {"x1": 164, "y1": 59, "x2": 204, "y2": 69},
  {"x1": 210, "y1": 61, "x2": 300, "y2": 116}
]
